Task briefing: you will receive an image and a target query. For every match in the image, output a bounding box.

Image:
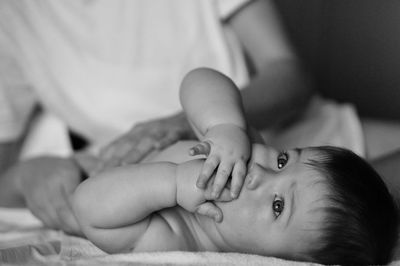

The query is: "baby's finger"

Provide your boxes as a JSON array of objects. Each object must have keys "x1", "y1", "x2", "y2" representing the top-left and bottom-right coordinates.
[
  {"x1": 212, "y1": 162, "x2": 233, "y2": 199},
  {"x1": 214, "y1": 187, "x2": 234, "y2": 202},
  {"x1": 204, "y1": 179, "x2": 233, "y2": 201},
  {"x1": 230, "y1": 160, "x2": 247, "y2": 199},
  {"x1": 196, "y1": 202, "x2": 223, "y2": 223},
  {"x1": 189, "y1": 142, "x2": 211, "y2": 156},
  {"x1": 197, "y1": 155, "x2": 219, "y2": 189}
]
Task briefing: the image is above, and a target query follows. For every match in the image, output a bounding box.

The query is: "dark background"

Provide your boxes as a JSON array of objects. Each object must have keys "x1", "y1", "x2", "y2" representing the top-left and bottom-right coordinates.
[{"x1": 274, "y1": 0, "x2": 400, "y2": 120}]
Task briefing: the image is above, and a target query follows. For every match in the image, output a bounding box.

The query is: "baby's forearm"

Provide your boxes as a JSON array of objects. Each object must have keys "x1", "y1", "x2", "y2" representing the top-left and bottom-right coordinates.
[
  {"x1": 73, "y1": 162, "x2": 178, "y2": 230},
  {"x1": 72, "y1": 160, "x2": 209, "y2": 253}
]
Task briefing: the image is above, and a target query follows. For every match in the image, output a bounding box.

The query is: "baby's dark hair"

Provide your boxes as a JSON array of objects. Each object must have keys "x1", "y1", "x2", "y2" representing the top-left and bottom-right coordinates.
[{"x1": 305, "y1": 146, "x2": 398, "y2": 265}]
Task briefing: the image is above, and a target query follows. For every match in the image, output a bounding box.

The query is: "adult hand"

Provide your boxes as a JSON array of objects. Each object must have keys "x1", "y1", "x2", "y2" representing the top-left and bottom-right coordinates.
[
  {"x1": 16, "y1": 156, "x2": 83, "y2": 235},
  {"x1": 98, "y1": 112, "x2": 195, "y2": 169},
  {"x1": 73, "y1": 151, "x2": 102, "y2": 178}
]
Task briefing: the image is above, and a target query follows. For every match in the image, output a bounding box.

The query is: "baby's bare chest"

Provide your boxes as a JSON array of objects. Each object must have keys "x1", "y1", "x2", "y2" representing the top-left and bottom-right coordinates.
[{"x1": 133, "y1": 208, "x2": 198, "y2": 252}]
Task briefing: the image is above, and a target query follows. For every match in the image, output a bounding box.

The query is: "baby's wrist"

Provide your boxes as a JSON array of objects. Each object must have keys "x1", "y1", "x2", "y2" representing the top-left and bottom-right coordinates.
[
  {"x1": 175, "y1": 162, "x2": 194, "y2": 209},
  {"x1": 175, "y1": 160, "x2": 205, "y2": 212}
]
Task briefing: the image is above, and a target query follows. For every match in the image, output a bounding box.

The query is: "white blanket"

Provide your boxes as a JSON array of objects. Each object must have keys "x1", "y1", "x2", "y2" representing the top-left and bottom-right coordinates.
[
  {"x1": 0, "y1": 208, "x2": 317, "y2": 266},
  {"x1": 2, "y1": 97, "x2": 395, "y2": 265},
  {"x1": 1, "y1": 208, "x2": 399, "y2": 266}
]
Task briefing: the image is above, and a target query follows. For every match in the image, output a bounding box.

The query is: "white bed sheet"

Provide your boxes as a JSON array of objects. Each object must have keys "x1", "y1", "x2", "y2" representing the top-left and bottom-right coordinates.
[
  {"x1": 1, "y1": 208, "x2": 400, "y2": 266},
  {"x1": 2, "y1": 96, "x2": 397, "y2": 265}
]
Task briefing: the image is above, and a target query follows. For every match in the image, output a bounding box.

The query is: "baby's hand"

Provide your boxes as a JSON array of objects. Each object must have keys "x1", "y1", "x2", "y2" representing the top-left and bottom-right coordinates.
[
  {"x1": 190, "y1": 124, "x2": 251, "y2": 199},
  {"x1": 176, "y1": 162, "x2": 234, "y2": 223}
]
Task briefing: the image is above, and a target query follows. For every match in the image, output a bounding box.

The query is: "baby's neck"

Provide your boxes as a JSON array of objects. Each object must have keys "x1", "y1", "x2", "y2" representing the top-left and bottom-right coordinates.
[{"x1": 173, "y1": 208, "x2": 217, "y2": 251}]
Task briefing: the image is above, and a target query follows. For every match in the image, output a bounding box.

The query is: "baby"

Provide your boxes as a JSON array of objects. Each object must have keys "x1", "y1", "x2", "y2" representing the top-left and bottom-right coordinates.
[{"x1": 72, "y1": 68, "x2": 398, "y2": 265}]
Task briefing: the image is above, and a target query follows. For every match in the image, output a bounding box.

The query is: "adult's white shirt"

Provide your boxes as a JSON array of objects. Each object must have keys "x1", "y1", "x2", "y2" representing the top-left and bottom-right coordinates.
[{"x1": 0, "y1": 0, "x2": 250, "y2": 152}]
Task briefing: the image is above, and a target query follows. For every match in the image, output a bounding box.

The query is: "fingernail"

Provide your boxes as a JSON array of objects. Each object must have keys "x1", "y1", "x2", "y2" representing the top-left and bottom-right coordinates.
[
  {"x1": 197, "y1": 180, "x2": 205, "y2": 188},
  {"x1": 214, "y1": 213, "x2": 222, "y2": 223}
]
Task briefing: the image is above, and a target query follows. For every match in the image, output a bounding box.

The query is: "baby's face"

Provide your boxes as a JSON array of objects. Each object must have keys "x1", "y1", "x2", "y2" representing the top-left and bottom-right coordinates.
[{"x1": 215, "y1": 145, "x2": 328, "y2": 260}]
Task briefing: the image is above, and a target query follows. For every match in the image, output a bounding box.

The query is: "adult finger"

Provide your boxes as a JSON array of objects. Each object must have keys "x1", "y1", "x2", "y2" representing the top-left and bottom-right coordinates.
[
  {"x1": 120, "y1": 137, "x2": 156, "y2": 164},
  {"x1": 56, "y1": 187, "x2": 81, "y2": 234},
  {"x1": 56, "y1": 205, "x2": 80, "y2": 234},
  {"x1": 196, "y1": 202, "x2": 223, "y2": 223},
  {"x1": 102, "y1": 157, "x2": 122, "y2": 170},
  {"x1": 153, "y1": 132, "x2": 180, "y2": 150},
  {"x1": 29, "y1": 203, "x2": 58, "y2": 229},
  {"x1": 120, "y1": 148, "x2": 152, "y2": 165},
  {"x1": 73, "y1": 152, "x2": 100, "y2": 177},
  {"x1": 26, "y1": 188, "x2": 59, "y2": 229},
  {"x1": 99, "y1": 137, "x2": 133, "y2": 162},
  {"x1": 196, "y1": 155, "x2": 219, "y2": 189},
  {"x1": 230, "y1": 160, "x2": 247, "y2": 199}
]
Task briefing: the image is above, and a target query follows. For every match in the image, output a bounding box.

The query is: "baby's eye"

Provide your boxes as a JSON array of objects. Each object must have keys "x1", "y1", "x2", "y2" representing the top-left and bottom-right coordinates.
[
  {"x1": 272, "y1": 196, "x2": 285, "y2": 218},
  {"x1": 277, "y1": 151, "x2": 289, "y2": 169}
]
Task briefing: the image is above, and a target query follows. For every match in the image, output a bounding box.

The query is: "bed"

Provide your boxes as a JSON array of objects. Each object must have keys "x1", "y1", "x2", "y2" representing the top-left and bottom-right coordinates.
[
  {"x1": 0, "y1": 207, "x2": 302, "y2": 266},
  {"x1": 2, "y1": 97, "x2": 400, "y2": 265},
  {"x1": 1, "y1": 207, "x2": 400, "y2": 266}
]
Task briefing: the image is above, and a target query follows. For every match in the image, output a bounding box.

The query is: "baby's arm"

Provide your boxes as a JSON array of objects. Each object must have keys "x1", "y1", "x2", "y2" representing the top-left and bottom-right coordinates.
[
  {"x1": 180, "y1": 68, "x2": 251, "y2": 199},
  {"x1": 72, "y1": 162, "x2": 177, "y2": 253},
  {"x1": 72, "y1": 160, "x2": 229, "y2": 253},
  {"x1": 180, "y1": 68, "x2": 247, "y2": 138}
]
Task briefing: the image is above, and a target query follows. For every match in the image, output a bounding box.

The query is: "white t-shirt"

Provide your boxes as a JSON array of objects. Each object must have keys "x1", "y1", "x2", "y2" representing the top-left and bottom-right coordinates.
[{"x1": 0, "y1": 0, "x2": 250, "y2": 152}]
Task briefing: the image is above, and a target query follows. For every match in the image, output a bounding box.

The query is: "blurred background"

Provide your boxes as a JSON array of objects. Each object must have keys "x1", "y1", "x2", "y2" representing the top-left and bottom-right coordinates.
[
  {"x1": 273, "y1": 0, "x2": 400, "y2": 158},
  {"x1": 275, "y1": 0, "x2": 400, "y2": 120}
]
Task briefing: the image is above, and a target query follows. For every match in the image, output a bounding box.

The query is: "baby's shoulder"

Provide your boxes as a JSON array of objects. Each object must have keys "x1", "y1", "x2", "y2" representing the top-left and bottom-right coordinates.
[{"x1": 133, "y1": 208, "x2": 198, "y2": 252}]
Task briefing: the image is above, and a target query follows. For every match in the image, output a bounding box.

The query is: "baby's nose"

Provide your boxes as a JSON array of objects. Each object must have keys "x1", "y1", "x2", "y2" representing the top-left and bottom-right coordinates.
[{"x1": 245, "y1": 163, "x2": 271, "y2": 190}]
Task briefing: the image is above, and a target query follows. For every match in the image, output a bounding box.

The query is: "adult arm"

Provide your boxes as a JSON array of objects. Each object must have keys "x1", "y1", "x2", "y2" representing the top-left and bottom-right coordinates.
[
  {"x1": 229, "y1": 0, "x2": 313, "y2": 129},
  {"x1": 98, "y1": 0, "x2": 309, "y2": 166},
  {"x1": 0, "y1": 109, "x2": 83, "y2": 235}
]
